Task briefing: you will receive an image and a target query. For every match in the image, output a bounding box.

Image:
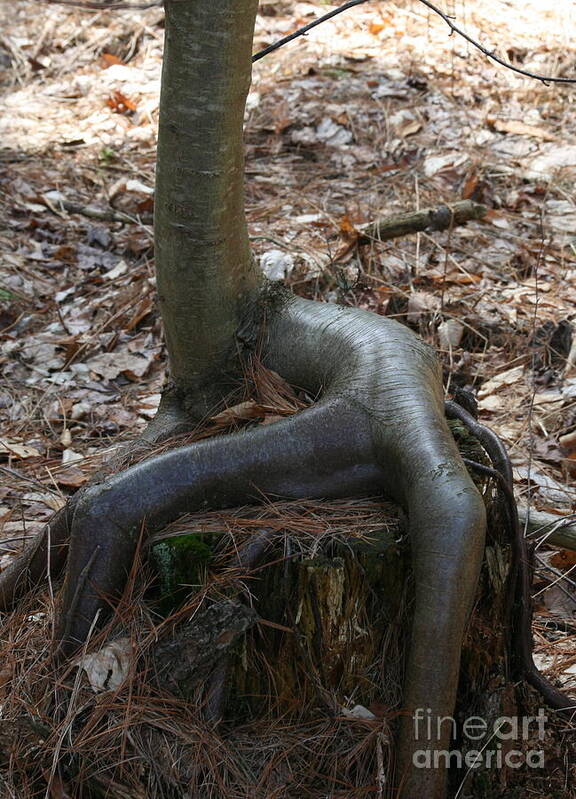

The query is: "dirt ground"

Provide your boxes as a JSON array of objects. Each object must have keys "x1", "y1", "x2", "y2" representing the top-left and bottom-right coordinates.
[{"x1": 0, "y1": 1, "x2": 575, "y2": 796}]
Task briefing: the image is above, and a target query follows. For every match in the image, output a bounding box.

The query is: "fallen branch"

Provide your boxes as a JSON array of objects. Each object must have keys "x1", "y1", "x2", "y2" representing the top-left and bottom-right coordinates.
[
  {"x1": 358, "y1": 199, "x2": 486, "y2": 244},
  {"x1": 43, "y1": 0, "x2": 160, "y2": 8},
  {"x1": 43, "y1": 197, "x2": 139, "y2": 224}
]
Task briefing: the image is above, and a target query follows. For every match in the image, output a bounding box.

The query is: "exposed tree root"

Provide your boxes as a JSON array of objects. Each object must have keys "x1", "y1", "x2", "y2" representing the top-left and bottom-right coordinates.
[
  {"x1": 5, "y1": 2, "x2": 571, "y2": 797},
  {"x1": 1, "y1": 292, "x2": 487, "y2": 798},
  {"x1": 446, "y1": 401, "x2": 575, "y2": 716},
  {"x1": 2, "y1": 294, "x2": 574, "y2": 796},
  {"x1": 0, "y1": 392, "x2": 191, "y2": 613}
]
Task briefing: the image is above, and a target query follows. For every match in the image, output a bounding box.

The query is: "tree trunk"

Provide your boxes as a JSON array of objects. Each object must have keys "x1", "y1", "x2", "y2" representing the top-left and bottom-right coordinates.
[{"x1": 155, "y1": 0, "x2": 261, "y2": 417}]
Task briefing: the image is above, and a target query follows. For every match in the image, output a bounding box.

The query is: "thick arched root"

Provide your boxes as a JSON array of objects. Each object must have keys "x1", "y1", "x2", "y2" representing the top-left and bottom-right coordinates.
[
  {"x1": 55, "y1": 396, "x2": 382, "y2": 652},
  {"x1": 0, "y1": 294, "x2": 492, "y2": 798}
]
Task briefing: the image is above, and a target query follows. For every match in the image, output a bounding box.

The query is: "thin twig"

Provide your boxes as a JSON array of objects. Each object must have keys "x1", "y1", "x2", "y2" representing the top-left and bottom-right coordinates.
[
  {"x1": 252, "y1": 0, "x2": 576, "y2": 85},
  {"x1": 253, "y1": 0, "x2": 368, "y2": 63},
  {"x1": 520, "y1": 508, "x2": 576, "y2": 552},
  {"x1": 534, "y1": 553, "x2": 576, "y2": 597},
  {"x1": 47, "y1": 198, "x2": 139, "y2": 224},
  {"x1": 533, "y1": 560, "x2": 576, "y2": 601},
  {"x1": 0, "y1": 464, "x2": 58, "y2": 493},
  {"x1": 416, "y1": 0, "x2": 576, "y2": 84}
]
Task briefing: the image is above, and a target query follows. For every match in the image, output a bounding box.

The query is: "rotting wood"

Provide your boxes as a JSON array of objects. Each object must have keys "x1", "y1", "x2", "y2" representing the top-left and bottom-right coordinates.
[
  {"x1": 359, "y1": 199, "x2": 487, "y2": 243},
  {"x1": 152, "y1": 599, "x2": 258, "y2": 696}
]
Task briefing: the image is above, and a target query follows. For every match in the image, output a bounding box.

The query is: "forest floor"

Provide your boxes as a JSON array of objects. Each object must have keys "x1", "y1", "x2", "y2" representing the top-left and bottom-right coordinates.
[{"x1": 0, "y1": 1, "x2": 575, "y2": 797}]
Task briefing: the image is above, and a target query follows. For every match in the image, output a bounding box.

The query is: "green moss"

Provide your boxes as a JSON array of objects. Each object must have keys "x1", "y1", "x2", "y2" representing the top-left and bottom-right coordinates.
[
  {"x1": 150, "y1": 532, "x2": 216, "y2": 613},
  {"x1": 448, "y1": 418, "x2": 489, "y2": 461}
]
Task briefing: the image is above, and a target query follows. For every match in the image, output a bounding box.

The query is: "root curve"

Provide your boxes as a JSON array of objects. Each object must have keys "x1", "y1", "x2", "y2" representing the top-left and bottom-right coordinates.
[
  {"x1": 5, "y1": 295, "x2": 568, "y2": 796},
  {"x1": 446, "y1": 400, "x2": 575, "y2": 718}
]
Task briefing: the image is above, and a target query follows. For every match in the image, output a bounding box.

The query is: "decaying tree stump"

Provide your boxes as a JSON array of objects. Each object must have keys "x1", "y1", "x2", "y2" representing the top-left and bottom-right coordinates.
[{"x1": 137, "y1": 424, "x2": 541, "y2": 798}]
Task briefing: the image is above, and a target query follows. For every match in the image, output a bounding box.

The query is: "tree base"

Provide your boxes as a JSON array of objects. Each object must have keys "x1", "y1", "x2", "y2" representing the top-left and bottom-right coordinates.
[{"x1": 1, "y1": 294, "x2": 572, "y2": 798}]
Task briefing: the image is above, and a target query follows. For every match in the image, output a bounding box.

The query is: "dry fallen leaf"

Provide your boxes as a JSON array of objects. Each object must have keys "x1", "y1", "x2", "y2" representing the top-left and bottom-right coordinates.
[
  {"x1": 523, "y1": 144, "x2": 576, "y2": 180},
  {"x1": 210, "y1": 401, "x2": 266, "y2": 426},
  {"x1": 0, "y1": 440, "x2": 41, "y2": 459},
  {"x1": 106, "y1": 90, "x2": 137, "y2": 115},
  {"x1": 100, "y1": 52, "x2": 124, "y2": 69},
  {"x1": 477, "y1": 395, "x2": 505, "y2": 412},
  {"x1": 487, "y1": 117, "x2": 556, "y2": 141},
  {"x1": 260, "y1": 250, "x2": 295, "y2": 281},
  {"x1": 559, "y1": 429, "x2": 576, "y2": 477},
  {"x1": 339, "y1": 214, "x2": 360, "y2": 242},
  {"x1": 77, "y1": 637, "x2": 132, "y2": 693},
  {"x1": 407, "y1": 291, "x2": 440, "y2": 323},
  {"x1": 549, "y1": 549, "x2": 576, "y2": 569},
  {"x1": 85, "y1": 352, "x2": 152, "y2": 381},
  {"x1": 369, "y1": 22, "x2": 386, "y2": 35},
  {"x1": 478, "y1": 365, "x2": 524, "y2": 399},
  {"x1": 540, "y1": 584, "x2": 576, "y2": 619},
  {"x1": 397, "y1": 118, "x2": 422, "y2": 137},
  {"x1": 437, "y1": 319, "x2": 464, "y2": 349},
  {"x1": 55, "y1": 467, "x2": 88, "y2": 488},
  {"x1": 423, "y1": 151, "x2": 469, "y2": 178}
]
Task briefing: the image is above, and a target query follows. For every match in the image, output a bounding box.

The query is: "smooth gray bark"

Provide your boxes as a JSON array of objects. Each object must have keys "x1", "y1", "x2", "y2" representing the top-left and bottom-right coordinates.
[{"x1": 155, "y1": 0, "x2": 261, "y2": 415}]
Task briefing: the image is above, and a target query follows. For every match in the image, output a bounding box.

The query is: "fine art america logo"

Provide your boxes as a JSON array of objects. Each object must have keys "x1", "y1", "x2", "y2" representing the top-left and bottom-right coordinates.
[{"x1": 412, "y1": 708, "x2": 547, "y2": 770}]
